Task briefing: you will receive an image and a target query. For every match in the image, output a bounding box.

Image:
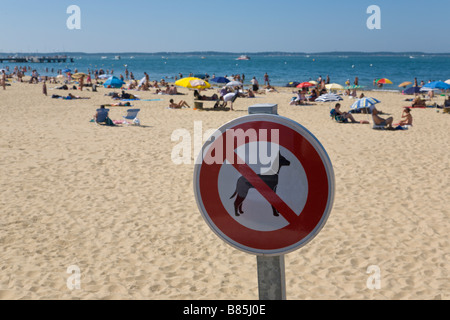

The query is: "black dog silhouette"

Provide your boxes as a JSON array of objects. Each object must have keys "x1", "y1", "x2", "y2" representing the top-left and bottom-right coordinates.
[{"x1": 230, "y1": 154, "x2": 291, "y2": 217}]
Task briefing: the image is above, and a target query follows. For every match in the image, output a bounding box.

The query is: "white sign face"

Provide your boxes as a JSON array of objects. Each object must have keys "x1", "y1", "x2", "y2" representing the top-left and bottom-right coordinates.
[{"x1": 194, "y1": 114, "x2": 335, "y2": 256}]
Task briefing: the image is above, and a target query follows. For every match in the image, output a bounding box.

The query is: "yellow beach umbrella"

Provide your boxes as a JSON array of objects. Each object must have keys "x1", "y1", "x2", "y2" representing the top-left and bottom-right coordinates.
[
  {"x1": 72, "y1": 73, "x2": 87, "y2": 79},
  {"x1": 445, "y1": 80, "x2": 450, "y2": 85},
  {"x1": 398, "y1": 81, "x2": 412, "y2": 88},
  {"x1": 175, "y1": 77, "x2": 211, "y2": 90},
  {"x1": 325, "y1": 83, "x2": 344, "y2": 90}
]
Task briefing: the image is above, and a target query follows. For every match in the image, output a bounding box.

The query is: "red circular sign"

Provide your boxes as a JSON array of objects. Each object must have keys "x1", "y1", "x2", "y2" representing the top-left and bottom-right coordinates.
[{"x1": 194, "y1": 115, "x2": 335, "y2": 256}]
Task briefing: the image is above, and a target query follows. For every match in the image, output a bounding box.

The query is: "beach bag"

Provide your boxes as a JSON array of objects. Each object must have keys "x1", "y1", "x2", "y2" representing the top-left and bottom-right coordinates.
[{"x1": 105, "y1": 117, "x2": 115, "y2": 126}]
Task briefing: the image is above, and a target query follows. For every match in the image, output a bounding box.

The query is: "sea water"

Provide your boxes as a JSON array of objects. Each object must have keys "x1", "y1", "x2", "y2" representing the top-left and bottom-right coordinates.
[{"x1": 2, "y1": 53, "x2": 449, "y2": 90}]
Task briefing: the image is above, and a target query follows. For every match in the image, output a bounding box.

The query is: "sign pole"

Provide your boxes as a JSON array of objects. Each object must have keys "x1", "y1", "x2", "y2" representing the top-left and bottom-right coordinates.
[
  {"x1": 257, "y1": 255, "x2": 286, "y2": 300},
  {"x1": 194, "y1": 103, "x2": 334, "y2": 301},
  {"x1": 249, "y1": 104, "x2": 286, "y2": 300}
]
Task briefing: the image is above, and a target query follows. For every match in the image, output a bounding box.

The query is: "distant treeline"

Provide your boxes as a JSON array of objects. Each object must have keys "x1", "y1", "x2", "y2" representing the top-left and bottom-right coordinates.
[{"x1": 2, "y1": 51, "x2": 450, "y2": 57}]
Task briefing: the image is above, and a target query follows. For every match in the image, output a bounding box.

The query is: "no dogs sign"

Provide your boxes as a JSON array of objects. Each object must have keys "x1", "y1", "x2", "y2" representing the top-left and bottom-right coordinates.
[{"x1": 194, "y1": 114, "x2": 335, "y2": 256}]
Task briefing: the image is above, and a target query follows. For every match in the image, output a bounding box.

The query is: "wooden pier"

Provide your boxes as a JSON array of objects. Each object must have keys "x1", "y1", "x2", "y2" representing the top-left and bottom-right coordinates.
[{"x1": 0, "y1": 56, "x2": 74, "y2": 63}]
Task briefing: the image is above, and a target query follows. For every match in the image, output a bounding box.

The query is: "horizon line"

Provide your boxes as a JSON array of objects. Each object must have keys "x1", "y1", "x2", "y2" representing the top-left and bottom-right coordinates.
[{"x1": 1, "y1": 51, "x2": 450, "y2": 56}]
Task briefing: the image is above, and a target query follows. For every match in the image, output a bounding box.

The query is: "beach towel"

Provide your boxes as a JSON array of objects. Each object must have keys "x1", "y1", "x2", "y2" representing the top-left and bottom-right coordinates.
[{"x1": 121, "y1": 98, "x2": 162, "y2": 102}]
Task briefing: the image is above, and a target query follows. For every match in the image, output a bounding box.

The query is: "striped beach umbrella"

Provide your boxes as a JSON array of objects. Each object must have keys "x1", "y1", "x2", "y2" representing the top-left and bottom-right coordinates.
[
  {"x1": 350, "y1": 97, "x2": 381, "y2": 110},
  {"x1": 344, "y1": 85, "x2": 365, "y2": 90},
  {"x1": 316, "y1": 93, "x2": 343, "y2": 102},
  {"x1": 377, "y1": 78, "x2": 393, "y2": 85}
]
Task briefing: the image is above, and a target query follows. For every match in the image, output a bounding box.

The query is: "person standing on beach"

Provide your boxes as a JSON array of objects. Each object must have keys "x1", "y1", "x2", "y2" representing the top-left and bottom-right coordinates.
[
  {"x1": 1, "y1": 70, "x2": 6, "y2": 90},
  {"x1": 251, "y1": 77, "x2": 259, "y2": 92},
  {"x1": 79, "y1": 75, "x2": 84, "y2": 91},
  {"x1": 264, "y1": 73, "x2": 270, "y2": 86},
  {"x1": 43, "y1": 81, "x2": 47, "y2": 96}
]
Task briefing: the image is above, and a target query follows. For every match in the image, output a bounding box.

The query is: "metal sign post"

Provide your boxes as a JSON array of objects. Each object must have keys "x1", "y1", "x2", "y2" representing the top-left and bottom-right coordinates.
[
  {"x1": 193, "y1": 103, "x2": 335, "y2": 301},
  {"x1": 250, "y1": 104, "x2": 286, "y2": 301},
  {"x1": 257, "y1": 255, "x2": 286, "y2": 300}
]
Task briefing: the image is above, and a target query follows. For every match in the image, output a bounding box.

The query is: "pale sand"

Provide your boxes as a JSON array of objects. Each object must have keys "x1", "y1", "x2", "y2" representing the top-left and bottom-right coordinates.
[{"x1": 0, "y1": 81, "x2": 448, "y2": 300}]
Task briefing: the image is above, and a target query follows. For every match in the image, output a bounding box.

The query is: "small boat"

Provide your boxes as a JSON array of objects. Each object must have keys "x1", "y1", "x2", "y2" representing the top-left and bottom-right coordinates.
[
  {"x1": 101, "y1": 56, "x2": 107, "y2": 60},
  {"x1": 114, "y1": 55, "x2": 121, "y2": 60},
  {"x1": 236, "y1": 55, "x2": 251, "y2": 61}
]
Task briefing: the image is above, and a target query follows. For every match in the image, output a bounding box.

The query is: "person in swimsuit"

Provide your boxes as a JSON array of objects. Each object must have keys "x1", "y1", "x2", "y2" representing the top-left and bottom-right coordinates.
[
  {"x1": 169, "y1": 99, "x2": 190, "y2": 109},
  {"x1": 395, "y1": 108, "x2": 413, "y2": 126},
  {"x1": 372, "y1": 107, "x2": 393, "y2": 128},
  {"x1": 334, "y1": 103, "x2": 358, "y2": 123}
]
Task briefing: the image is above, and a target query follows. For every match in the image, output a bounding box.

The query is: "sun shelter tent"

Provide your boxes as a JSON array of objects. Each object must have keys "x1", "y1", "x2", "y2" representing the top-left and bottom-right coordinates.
[{"x1": 104, "y1": 76, "x2": 125, "y2": 88}]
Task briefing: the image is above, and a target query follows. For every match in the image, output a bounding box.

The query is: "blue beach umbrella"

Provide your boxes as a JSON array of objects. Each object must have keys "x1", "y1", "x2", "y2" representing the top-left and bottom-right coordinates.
[
  {"x1": 62, "y1": 69, "x2": 71, "y2": 73},
  {"x1": 404, "y1": 86, "x2": 421, "y2": 95},
  {"x1": 103, "y1": 76, "x2": 125, "y2": 88},
  {"x1": 350, "y1": 97, "x2": 381, "y2": 110},
  {"x1": 422, "y1": 81, "x2": 450, "y2": 90},
  {"x1": 210, "y1": 77, "x2": 230, "y2": 84}
]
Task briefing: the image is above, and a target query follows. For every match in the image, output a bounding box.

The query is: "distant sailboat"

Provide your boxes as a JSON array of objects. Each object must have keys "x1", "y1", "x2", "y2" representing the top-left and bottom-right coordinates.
[{"x1": 236, "y1": 55, "x2": 251, "y2": 61}]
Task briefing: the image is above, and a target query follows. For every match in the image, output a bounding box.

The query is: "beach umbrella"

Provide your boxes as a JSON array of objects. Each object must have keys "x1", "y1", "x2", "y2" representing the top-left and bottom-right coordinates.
[
  {"x1": 398, "y1": 81, "x2": 412, "y2": 88},
  {"x1": 344, "y1": 85, "x2": 365, "y2": 90},
  {"x1": 175, "y1": 77, "x2": 211, "y2": 90},
  {"x1": 420, "y1": 87, "x2": 440, "y2": 92},
  {"x1": 445, "y1": 80, "x2": 450, "y2": 85},
  {"x1": 210, "y1": 77, "x2": 230, "y2": 84},
  {"x1": 350, "y1": 97, "x2": 381, "y2": 110},
  {"x1": 98, "y1": 74, "x2": 110, "y2": 79},
  {"x1": 325, "y1": 83, "x2": 344, "y2": 90},
  {"x1": 315, "y1": 93, "x2": 343, "y2": 102},
  {"x1": 422, "y1": 81, "x2": 450, "y2": 90},
  {"x1": 72, "y1": 73, "x2": 87, "y2": 79},
  {"x1": 62, "y1": 69, "x2": 71, "y2": 73},
  {"x1": 226, "y1": 81, "x2": 243, "y2": 87},
  {"x1": 103, "y1": 76, "x2": 125, "y2": 88},
  {"x1": 309, "y1": 81, "x2": 318, "y2": 85},
  {"x1": 377, "y1": 78, "x2": 393, "y2": 85},
  {"x1": 297, "y1": 82, "x2": 314, "y2": 88},
  {"x1": 138, "y1": 77, "x2": 147, "y2": 87},
  {"x1": 404, "y1": 86, "x2": 421, "y2": 95}
]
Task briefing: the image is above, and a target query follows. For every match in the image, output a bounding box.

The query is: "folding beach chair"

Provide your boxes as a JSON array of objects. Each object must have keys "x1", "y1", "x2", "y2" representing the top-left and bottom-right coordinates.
[
  {"x1": 123, "y1": 109, "x2": 141, "y2": 125},
  {"x1": 95, "y1": 108, "x2": 111, "y2": 125},
  {"x1": 330, "y1": 109, "x2": 346, "y2": 123}
]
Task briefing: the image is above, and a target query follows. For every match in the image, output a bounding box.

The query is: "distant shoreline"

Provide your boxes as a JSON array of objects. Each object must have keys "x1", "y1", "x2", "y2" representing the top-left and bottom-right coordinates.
[{"x1": 2, "y1": 51, "x2": 450, "y2": 57}]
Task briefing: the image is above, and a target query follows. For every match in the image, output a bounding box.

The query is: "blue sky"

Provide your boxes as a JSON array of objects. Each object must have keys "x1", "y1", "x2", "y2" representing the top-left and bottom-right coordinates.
[{"x1": 0, "y1": 0, "x2": 449, "y2": 53}]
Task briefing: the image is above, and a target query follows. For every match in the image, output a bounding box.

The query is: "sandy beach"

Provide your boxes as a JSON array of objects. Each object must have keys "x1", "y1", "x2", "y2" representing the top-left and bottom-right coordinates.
[{"x1": 0, "y1": 80, "x2": 448, "y2": 300}]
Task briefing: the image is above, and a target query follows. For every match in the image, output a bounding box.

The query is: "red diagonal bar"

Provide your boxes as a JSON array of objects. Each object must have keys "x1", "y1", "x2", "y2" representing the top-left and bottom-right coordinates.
[{"x1": 227, "y1": 153, "x2": 299, "y2": 224}]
